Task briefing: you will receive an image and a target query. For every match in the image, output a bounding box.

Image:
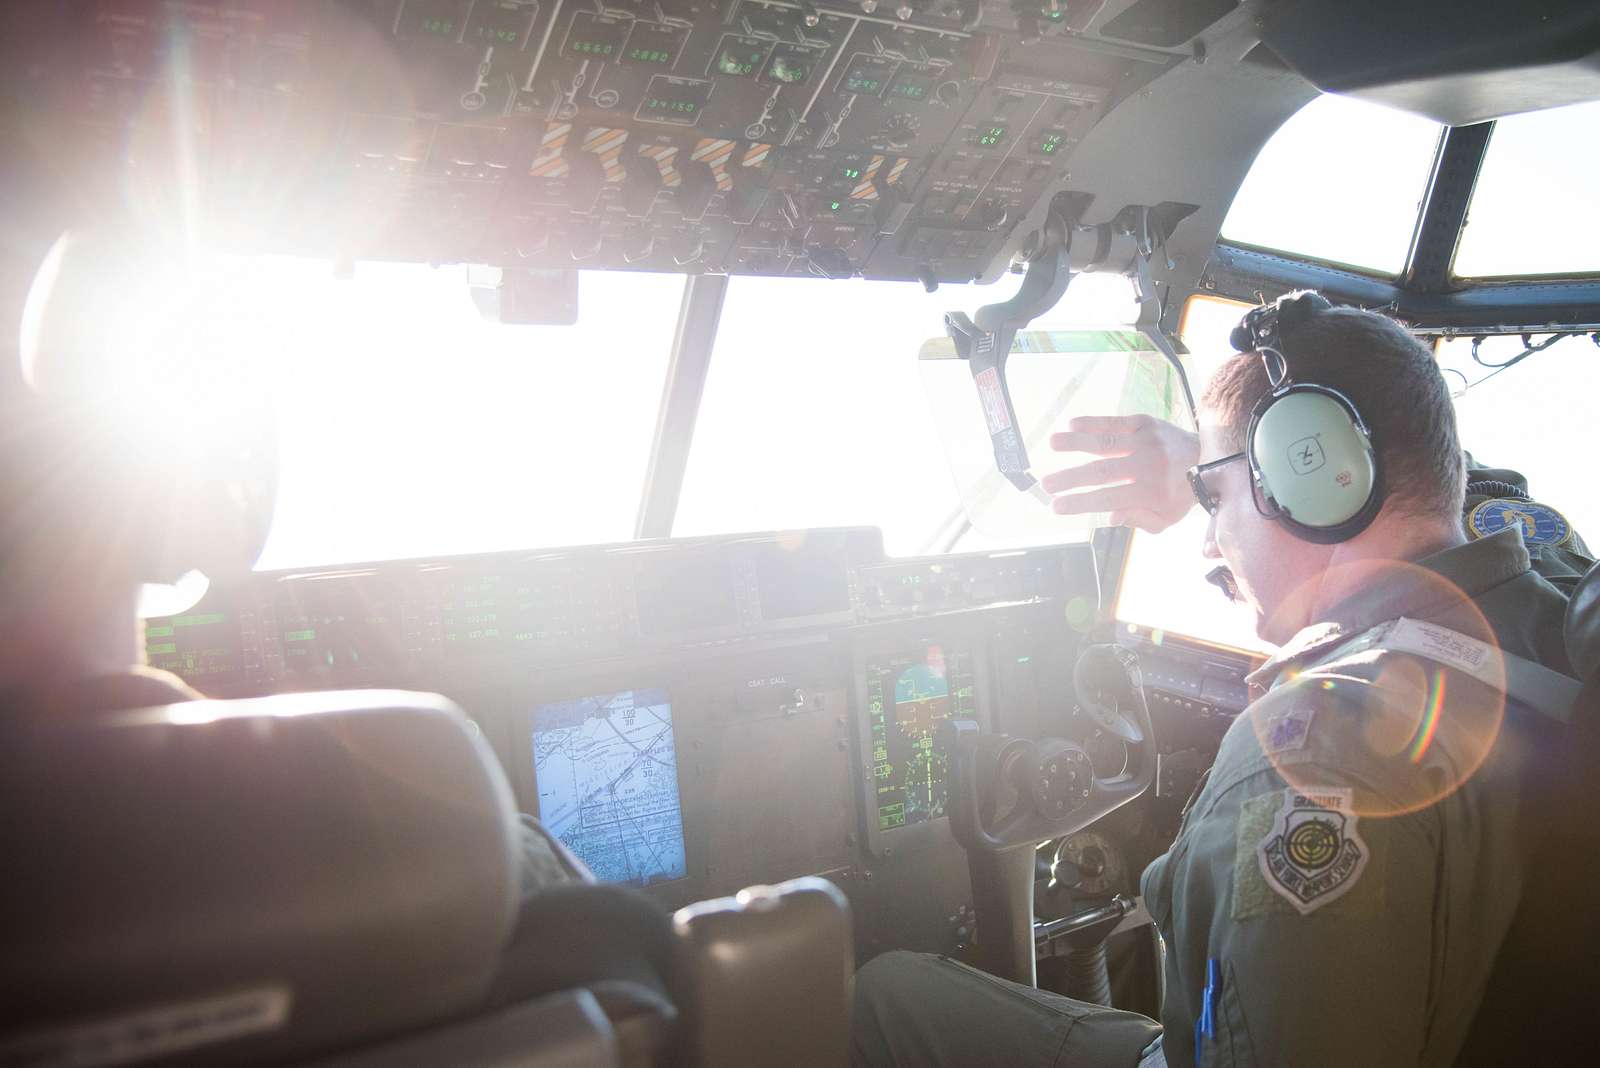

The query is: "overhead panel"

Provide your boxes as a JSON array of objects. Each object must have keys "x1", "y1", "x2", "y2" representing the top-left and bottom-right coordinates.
[{"x1": 6, "y1": 0, "x2": 1202, "y2": 283}]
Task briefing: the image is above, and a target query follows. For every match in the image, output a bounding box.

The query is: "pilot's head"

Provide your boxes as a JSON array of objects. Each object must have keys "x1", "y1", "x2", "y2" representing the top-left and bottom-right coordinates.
[
  {"x1": 2, "y1": 229, "x2": 275, "y2": 682},
  {"x1": 1196, "y1": 293, "x2": 1466, "y2": 644}
]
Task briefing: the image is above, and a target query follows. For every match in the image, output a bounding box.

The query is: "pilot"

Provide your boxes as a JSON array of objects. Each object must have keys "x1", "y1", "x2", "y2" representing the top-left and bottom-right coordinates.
[
  {"x1": 852, "y1": 292, "x2": 1582, "y2": 1067},
  {"x1": 1, "y1": 228, "x2": 595, "y2": 976}
]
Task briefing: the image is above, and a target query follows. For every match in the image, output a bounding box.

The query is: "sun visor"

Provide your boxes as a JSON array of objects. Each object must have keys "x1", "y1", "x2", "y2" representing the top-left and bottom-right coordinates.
[
  {"x1": 1259, "y1": 0, "x2": 1600, "y2": 126},
  {"x1": 919, "y1": 328, "x2": 1195, "y2": 546}
]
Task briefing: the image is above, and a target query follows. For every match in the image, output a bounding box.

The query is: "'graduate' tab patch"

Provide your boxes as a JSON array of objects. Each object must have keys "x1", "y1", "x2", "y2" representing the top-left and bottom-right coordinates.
[{"x1": 1256, "y1": 787, "x2": 1368, "y2": 915}]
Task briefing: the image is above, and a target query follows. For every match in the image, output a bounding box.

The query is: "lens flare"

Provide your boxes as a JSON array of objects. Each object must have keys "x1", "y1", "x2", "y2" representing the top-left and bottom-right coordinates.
[
  {"x1": 1248, "y1": 558, "x2": 1508, "y2": 818},
  {"x1": 1407, "y1": 668, "x2": 1447, "y2": 764}
]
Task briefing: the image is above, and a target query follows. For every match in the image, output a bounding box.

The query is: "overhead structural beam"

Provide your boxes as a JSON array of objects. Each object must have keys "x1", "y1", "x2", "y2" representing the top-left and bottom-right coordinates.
[
  {"x1": 1402, "y1": 121, "x2": 1494, "y2": 293},
  {"x1": 1201, "y1": 244, "x2": 1600, "y2": 333},
  {"x1": 634, "y1": 273, "x2": 729, "y2": 541}
]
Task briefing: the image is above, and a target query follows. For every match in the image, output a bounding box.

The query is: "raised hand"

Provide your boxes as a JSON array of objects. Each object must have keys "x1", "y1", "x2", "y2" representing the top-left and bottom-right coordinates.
[{"x1": 1042, "y1": 414, "x2": 1200, "y2": 533}]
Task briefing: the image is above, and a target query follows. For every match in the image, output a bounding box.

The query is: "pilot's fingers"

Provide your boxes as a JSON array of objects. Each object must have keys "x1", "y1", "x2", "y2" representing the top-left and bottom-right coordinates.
[
  {"x1": 1049, "y1": 414, "x2": 1155, "y2": 455},
  {"x1": 1039, "y1": 454, "x2": 1146, "y2": 494},
  {"x1": 1109, "y1": 508, "x2": 1178, "y2": 534},
  {"x1": 1050, "y1": 484, "x2": 1142, "y2": 515}
]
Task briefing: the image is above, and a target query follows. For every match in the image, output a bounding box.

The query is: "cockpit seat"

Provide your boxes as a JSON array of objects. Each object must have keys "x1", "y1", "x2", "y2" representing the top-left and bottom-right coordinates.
[
  {"x1": 0, "y1": 691, "x2": 530, "y2": 1065},
  {"x1": 1564, "y1": 559, "x2": 1600, "y2": 677},
  {"x1": 0, "y1": 691, "x2": 854, "y2": 1067},
  {"x1": 1459, "y1": 561, "x2": 1600, "y2": 1065}
]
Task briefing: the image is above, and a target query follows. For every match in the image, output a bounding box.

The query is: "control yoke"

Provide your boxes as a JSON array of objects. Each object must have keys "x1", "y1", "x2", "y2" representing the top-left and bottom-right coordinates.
[
  {"x1": 938, "y1": 644, "x2": 1156, "y2": 986},
  {"x1": 943, "y1": 645, "x2": 1154, "y2": 853}
]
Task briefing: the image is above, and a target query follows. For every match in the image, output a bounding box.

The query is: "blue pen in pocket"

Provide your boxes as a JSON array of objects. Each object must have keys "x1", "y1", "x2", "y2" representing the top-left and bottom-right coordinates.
[{"x1": 1194, "y1": 958, "x2": 1221, "y2": 1066}]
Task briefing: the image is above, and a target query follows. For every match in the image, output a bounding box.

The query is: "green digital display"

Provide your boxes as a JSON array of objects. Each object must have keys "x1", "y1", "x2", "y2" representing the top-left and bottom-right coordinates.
[
  {"x1": 1035, "y1": 130, "x2": 1066, "y2": 155},
  {"x1": 761, "y1": 42, "x2": 823, "y2": 86},
  {"x1": 637, "y1": 76, "x2": 713, "y2": 125},
  {"x1": 887, "y1": 73, "x2": 935, "y2": 101},
  {"x1": 467, "y1": 2, "x2": 531, "y2": 46},
  {"x1": 841, "y1": 166, "x2": 863, "y2": 180},
  {"x1": 977, "y1": 125, "x2": 1008, "y2": 148},
  {"x1": 564, "y1": 13, "x2": 627, "y2": 59},
  {"x1": 840, "y1": 54, "x2": 896, "y2": 97},
  {"x1": 829, "y1": 199, "x2": 843, "y2": 212},
  {"x1": 420, "y1": 17, "x2": 456, "y2": 37},
  {"x1": 623, "y1": 21, "x2": 685, "y2": 68},
  {"x1": 714, "y1": 35, "x2": 769, "y2": 77}
]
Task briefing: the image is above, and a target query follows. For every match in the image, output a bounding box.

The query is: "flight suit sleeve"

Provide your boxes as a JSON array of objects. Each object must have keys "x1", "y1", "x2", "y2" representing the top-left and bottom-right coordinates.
[{"x1": 1151, "y1": 681, "x2": 1445, "y2": 1068}]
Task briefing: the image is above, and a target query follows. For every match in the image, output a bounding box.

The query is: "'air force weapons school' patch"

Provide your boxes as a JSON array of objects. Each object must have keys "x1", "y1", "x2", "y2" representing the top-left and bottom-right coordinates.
[{"x1": 1256, "y1": 788, "x2": 1368, "y2": 915}]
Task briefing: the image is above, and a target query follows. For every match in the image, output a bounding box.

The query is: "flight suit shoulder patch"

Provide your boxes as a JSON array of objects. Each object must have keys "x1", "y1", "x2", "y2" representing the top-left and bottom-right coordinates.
[
  {"x1": 1259, "y1": 705, "x2": 1316, "y2": 755},
  {"x1": 1232, "y1": 787, "x2": 1381, "y2": 920}
]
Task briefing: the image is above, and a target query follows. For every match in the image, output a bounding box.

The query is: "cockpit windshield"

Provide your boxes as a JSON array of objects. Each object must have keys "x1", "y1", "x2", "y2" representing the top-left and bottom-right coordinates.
[{"x1": 69, "y1": 256, "x2": 689, "y2": 571}]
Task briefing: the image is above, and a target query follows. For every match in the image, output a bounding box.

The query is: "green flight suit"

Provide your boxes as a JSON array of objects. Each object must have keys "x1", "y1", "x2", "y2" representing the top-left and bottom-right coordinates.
[{"x1": 852, "y1": 528, "x2": 1573, "y2": 1068}]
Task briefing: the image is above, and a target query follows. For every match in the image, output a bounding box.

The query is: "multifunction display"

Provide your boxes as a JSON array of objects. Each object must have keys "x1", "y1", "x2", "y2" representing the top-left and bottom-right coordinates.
[
  {"x1": 865, "y1": 643, "x2": 977, "y2": 832},
  {"x1": 532, "y1": 688, "x2": 688, "y2": 885}
]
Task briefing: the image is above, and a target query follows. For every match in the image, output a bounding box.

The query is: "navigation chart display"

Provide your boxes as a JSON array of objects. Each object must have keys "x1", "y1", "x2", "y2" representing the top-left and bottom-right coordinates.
[
  {"x1": 532, "y1": 689, "x2": 687, "y2": 885},
  {"x1": 865, "y1": 644, "x2": 977, "y2": 832}
]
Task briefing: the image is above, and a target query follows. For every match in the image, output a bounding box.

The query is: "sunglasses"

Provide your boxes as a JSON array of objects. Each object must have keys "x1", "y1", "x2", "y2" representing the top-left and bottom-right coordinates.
[{"x1": 1186, "y1": 452, "x2": 1248, "y2": 515}]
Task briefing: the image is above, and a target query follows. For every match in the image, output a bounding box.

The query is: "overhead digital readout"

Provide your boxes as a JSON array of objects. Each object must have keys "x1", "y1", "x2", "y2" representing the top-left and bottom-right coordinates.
[
  {"x1": 622, "y1": 21, "x2": 686, "y2": 67},
  {"x1": 886, "y1": 69, "x2": 936, "y2": 102},
  {"x1": 403, "y1": 0, "x2": 472, "y2": 41},
  {"x1": 711, "y1": 34, "x2": 771, "y2": 77},
  {"x1": 759, "y1": 41, "x2": 826, "y2": 86},
  {"x1": 976, "y1": 125, "x2": 1009, "y2": 148},
  {"x1": 1034, "y1": 130, "x2": 1067, "y2": 155},
  {"x1": 636, "y1": 75, "x2": 713, "y2": 125},
  {"x1": 466, "y1": 0, "x2": 534, "y2": 46},
  {"x1": 839, "y1": 53, "x2": 898, "y2": 97},
  {"x1": 563, "y1": 11, "x2": 627, "y2": 59}
]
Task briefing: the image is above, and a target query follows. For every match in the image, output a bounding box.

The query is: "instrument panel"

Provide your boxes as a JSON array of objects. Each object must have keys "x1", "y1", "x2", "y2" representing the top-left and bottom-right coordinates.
[
  {"x1": 9, "y1": 0, "x2": 1186, "y2": 283},
  {"x1": 145, "y1": 530, "x2": 1112, "y2": 938}
]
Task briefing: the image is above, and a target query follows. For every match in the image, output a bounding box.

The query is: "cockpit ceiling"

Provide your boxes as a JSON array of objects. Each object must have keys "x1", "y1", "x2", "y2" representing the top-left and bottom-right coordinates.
[
  {"x1": 4, "y1": 1, "x2": 1191, "y2": 284},
  {"x1": 5, "y1": 2, "x2": 1595, "y2": 286}
]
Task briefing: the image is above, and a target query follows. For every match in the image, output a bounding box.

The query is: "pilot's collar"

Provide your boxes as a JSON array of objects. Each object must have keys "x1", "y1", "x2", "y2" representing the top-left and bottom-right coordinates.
[{"x1": 1246, "y1": 527, "x2": 1532, "y2": 692}]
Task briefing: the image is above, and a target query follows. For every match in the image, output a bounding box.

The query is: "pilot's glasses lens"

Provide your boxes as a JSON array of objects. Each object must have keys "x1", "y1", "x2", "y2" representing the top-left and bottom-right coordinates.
[{"x1": 1187, "y1": 453, "x2": 1247, "y2": 516}]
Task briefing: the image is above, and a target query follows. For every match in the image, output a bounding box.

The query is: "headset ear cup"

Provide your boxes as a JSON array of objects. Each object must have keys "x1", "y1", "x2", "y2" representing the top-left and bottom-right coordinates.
[{"x1": 1247, "y1": 385, "x2": 1383, "y2": 544}]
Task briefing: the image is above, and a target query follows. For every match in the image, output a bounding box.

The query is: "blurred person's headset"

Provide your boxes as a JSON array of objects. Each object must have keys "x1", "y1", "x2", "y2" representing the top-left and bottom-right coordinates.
[
  {"x1": 6, "y1": 229, "x2": 276, "y2": 587},
  {"x1": 1227, "y1": 292, "x2": 1383, "y2": 544}
]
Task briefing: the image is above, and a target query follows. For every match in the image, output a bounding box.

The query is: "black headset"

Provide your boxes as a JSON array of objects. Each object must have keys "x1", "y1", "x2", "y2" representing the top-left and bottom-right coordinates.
[{"x1": 1228, "y1": 292, "x2": 1385, "y2": 544}]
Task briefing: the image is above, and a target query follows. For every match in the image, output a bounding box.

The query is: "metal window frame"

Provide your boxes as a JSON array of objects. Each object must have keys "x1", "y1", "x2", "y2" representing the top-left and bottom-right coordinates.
[{"x1": 634, "y1": 273, "x2": 729, "y2": 540}]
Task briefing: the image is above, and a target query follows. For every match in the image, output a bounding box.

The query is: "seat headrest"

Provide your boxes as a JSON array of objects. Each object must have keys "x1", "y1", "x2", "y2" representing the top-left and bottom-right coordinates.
[
  {"x1": 1567, "y1": 562, "x2": 1600, "y2": 683},
  {"x1": 0, "y1": 691, "x2": 521, "y2": 1066}
]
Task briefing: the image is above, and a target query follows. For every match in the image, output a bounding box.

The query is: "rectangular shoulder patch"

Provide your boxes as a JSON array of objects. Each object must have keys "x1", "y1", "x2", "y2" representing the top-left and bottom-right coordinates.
[{"x1": 1232, "y1": 788, "x2": 1382, "y2": 920}]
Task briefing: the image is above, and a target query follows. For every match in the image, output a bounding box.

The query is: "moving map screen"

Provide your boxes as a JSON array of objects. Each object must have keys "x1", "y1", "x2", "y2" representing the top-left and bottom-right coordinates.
[
  {"x1": 865, "y1": 644, "x2": 977, "y2": 832},
  {"x1": 532, "y1": 689, "x2": 688, "y2": 885}
]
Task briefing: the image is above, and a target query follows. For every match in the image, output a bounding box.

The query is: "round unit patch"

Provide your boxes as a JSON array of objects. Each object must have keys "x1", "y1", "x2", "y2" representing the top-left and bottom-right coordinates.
[{"x1": 1467, "y1": 499, "x2": 1572, "y2": 547}]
